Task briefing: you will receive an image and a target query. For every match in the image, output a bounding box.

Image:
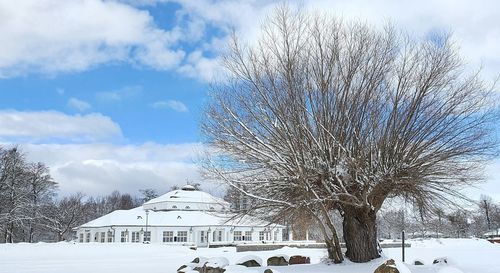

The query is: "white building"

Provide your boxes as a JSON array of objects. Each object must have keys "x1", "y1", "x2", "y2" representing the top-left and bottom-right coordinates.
[{"x1": 75, "y1": 185, "x2": 287, "y2": 246}]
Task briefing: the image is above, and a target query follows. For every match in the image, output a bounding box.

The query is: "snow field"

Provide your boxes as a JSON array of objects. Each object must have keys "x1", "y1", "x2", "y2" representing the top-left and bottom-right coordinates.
[{"x1": 0, "y1": 239, "x2": 499, "y2": 273}]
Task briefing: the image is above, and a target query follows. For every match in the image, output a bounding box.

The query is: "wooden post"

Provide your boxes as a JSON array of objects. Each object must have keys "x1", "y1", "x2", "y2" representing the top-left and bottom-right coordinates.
[{"x1": 402, "y1": 230, "x2": 405, "y2": 263}]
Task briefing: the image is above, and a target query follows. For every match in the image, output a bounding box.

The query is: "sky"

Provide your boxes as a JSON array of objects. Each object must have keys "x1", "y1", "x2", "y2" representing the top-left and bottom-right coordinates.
[{"x1": 0, "y1": 0, "x2": 499, "y2": 199}]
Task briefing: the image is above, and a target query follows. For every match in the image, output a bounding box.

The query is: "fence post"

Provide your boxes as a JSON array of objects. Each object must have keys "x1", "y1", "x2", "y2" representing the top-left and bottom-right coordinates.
[{"x1": 402, "y1": 230, "x2": 405, "y2": 263}]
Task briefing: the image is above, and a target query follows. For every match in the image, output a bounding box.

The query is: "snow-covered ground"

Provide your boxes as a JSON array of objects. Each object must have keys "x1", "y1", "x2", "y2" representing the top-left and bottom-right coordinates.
[{"x1": 0, "y1": 239, "x2": 498, "y2": 273}]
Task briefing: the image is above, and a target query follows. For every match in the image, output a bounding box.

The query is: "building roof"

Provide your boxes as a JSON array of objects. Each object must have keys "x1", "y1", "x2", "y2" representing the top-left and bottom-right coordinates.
[
  {"x1": 142, "y1": 185, "x2": 230, "y2": 212},
  {"x1": 78, "y1": 207, "x2": 280, "y2": 228},
  {"x1": 77, "y1": 186, "x2": 284, "y2": 230},
  {"x1": 483, "y1": 228, "x2": 500, "y2": 236}
]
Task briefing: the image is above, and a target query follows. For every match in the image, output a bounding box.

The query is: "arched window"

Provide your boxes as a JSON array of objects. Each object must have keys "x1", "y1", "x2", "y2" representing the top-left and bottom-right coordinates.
[
  {"x1": 172, "y1": 205, "x2": 177, "y2": 209},
  {"x1": 185, "y1": 206, "x2": 191, "y2": 209}
]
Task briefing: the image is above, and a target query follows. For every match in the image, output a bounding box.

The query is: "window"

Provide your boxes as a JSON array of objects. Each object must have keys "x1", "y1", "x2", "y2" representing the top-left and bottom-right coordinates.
[
  {"x1": 94, "y1": 233, "x2": 99, "y2": 242},
  {"x1": 213, "y1": 230, "x2": 223, "y2": 242},
  {"x1": 234, "y1": 231, "x2": 242, "y2": 241},
  {"x1": 100, "y1": 232, "x2": 106, "y2": 243},
  {"x1": 244, "y1": 231, "x2": 252, "y2": 241},
  {"x1": 266, "y1": 231, "x2": 270, "y2": 241},
  {"x1": 259, "y1": 231, "x2": 265, "y2": 241},
  {"x1": 200, "y1": 231, "x2": 205, "y2": 243},
  {"x1": 143, "y1": 231, "x2": 151, "y2": 243},
  {"x1": 185, "y1": 206, "x2": 190, "y2": 209},
  {"x1": 163, "y1": 231, "x2": 173, "y2": 242},
  {"x1": 79, "y1": 233, "x2": 84, "y2": 243},
  {"x1": 121, "y1": 231, "x2": 128, "y2": 243},
  {"x1": 177, "y1": 231, "x2": 188, "y2": 242},
  {"x1": 85, "y1": 232, "x2": 91, "y2": 243},
  {"x1": 107, "y1": 231, "x2": 113, "y2": 242},
  {"x1": 131, "y1": 232, "x2": 140, "y2": 243},
  {"x1": 172, "y1": 205, "x2": 177, "y2": 209},
  {"x1": 274, "y1": 230, "x2": 279, "y2": 241}
]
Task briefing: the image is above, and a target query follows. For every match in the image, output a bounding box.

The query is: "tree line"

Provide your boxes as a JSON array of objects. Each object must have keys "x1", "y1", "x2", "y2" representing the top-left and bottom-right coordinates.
[{"x1": 0, "y1": 146, "x2": 160, "y2": 243}]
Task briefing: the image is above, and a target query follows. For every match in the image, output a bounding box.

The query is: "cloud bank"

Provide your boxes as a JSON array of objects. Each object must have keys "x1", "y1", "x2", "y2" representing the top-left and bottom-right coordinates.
[
  {"x1": 0, "y1": 110, "x2": 122, "y2": 142},
  {"x1": 1, "y1": 0, "x2": 498, "y2": 81}
]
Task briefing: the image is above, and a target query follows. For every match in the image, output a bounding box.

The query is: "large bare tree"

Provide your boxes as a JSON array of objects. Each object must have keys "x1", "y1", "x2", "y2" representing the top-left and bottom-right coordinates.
[{"x1": 202, "y1": 6, "x2": 498, "y2": 262}]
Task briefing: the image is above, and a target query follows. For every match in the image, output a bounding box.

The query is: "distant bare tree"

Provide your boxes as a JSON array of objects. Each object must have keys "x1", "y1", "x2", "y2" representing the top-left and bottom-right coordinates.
[
  {"x1": 0, "y1": 147, "x2": 30, "y2": 243},
  {"x1": 480, "y1": 195, "x2": 494, "y2": 231},
  {"x1": 202, "y1": 6, "x2": 498, "y2": 262},
  {"x1": 25, "y1": 162, "x2": 57, "y2": 242},
  {"x1": 44, "y1": 193, "x2": 86, "y2": 241},
  {"x1": 139, "y1": 188, "x2": 159, "y2": 203}
]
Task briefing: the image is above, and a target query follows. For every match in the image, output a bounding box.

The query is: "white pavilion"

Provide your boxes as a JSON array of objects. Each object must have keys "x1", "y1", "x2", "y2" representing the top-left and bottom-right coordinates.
[{"x1": 75, "y1": 185, "x2": 287, "y2": 246}]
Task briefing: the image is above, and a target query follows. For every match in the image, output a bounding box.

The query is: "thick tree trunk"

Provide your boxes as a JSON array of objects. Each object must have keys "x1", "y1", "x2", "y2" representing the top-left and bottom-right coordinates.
[{"x1": 343, "y1": 206, "x2": 380, "y2": 263}]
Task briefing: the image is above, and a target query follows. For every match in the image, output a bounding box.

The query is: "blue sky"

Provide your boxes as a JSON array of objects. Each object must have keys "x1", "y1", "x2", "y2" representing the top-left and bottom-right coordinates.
[
  {"x1": 0, "y1": 65, "x2": 206, "y2": 144},
  {"x1": 0, "y1": 0, "x2": 499, "y2": 199}
]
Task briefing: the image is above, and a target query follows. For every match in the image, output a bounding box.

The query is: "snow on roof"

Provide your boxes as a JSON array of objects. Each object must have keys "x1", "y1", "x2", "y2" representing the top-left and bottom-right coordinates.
[
  {"x1": 78, "y1": 207, "x2": 279, "y2": 228},
  {"x1": 143, "y1": 187, "x2": 230, "y2": 211}
]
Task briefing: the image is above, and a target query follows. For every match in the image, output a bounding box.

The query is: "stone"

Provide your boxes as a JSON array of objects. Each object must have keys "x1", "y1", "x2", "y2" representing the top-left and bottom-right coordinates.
[
  {"x1": 177, "y1": 265, "x2": 189, "y2": 273},
  {"x1": 433, "y1": 257, "x2": 448, "y2": 265},
  {"x1": 267, "y1": 256, "x2": 289, "y2": 266},
  {"x1": 289, "y1": 255, "x2": 310, "y2": 265},
  {"x1": 203, "y1": 266, "x2": 225, "y2": 273},
  {"x1": 264, "y1": 269, "x2": 273, "y2": 273},
  {"x1": 374, "y1": 259, "x2": 399, "y2": 273},
  {"x1": 238, "y1": 260, "x2": 261, "y2": 267},
  {"x1": 190, "y1": 246, "x2": 198, "y2": 251},
  {"x1": 202, "y1": 257, "x2": 228, "y2": 273},
  {"x1": 192, "y1": 267, "x2": 203, "y2": 273},
  {"x1": 191, "y1": 257, "x2": 200, "y2": 264},
  {"x1": 414, "y1": 260, "x2": 424, "y2": 265}
]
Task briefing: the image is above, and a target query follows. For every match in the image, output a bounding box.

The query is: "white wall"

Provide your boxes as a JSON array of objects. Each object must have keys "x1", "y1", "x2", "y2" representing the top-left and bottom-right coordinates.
[{"x1": 76, "y1": 225, "x2": 284, "y2": 245}]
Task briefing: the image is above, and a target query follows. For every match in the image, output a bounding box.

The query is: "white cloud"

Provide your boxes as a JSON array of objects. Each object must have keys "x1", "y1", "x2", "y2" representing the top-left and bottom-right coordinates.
[
  {"x1": 1, "y1": 0, "x2": 499, "y2": 82},
  {"x1": 169, "y1": 0, "x2": 500, "y2": 81},
  {"x1": 177, "y1": 50, "x2": 224, "y2": 82},
  {"x1": 15, "y1": 142, "x2": 219, "y2": 196},
  {"x1": 151, "y1": 100, "x2": 189, "y2": 112},
  {"x1": 0, "y1": 0, "x2": 184, "y2": 77},
  {"x1": 96, "y1": 85, "x2": 142, "y2": 102},
  {"x1": 0, "y1": 110, "x2": 122, "y2": 142},
  {"x1": 67, "y1": 97, "x2": 92, "y2": 112}
]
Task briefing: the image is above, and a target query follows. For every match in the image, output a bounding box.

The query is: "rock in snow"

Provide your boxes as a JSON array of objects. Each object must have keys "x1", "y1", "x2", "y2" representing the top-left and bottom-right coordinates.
[
  {"x1": 236, "y1": 255, "x2": 262, "y2": 267},
  {"x1": 266, "y1": 255, "x2": 289, "y2": 266},
  {"x1": 374, "y1": 259, "x2": 400, "y2": 273}
]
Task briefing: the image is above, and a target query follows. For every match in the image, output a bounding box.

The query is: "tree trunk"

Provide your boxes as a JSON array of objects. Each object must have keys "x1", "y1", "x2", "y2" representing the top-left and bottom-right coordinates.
[
  {"x1": 325, "y1": 237, "x2": 343, "y2": 263},
  {"x1": 343, "y1": 206, "x2": 380, "y2": 262}
]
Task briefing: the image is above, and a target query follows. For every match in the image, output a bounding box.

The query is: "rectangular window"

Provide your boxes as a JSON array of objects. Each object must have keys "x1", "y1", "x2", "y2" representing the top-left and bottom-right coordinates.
[
  {"x1": 200, "y1": 231, "x2": 205, "y2": 243},
  {"x1": 100, "y1": 232, "x2": 106, "y2": 243},
  {"x1": 265, "y1": 232, "x2": 269, "y2": 241},
  {"x1": 234, "y1": 231, "x2": 242, "y2": 241},
  {"x1": 259, "y1": 231, "x2": 265, "y2": 241},
  {"x1": 131, "y1": 232, "x2": 140, "y2": 243},
  {"x1": 274, "y1": 230, "x2": 279, "y2": 241},
  {"x1": 85, "y1": 232, "x2": 91, "y2": 243},
  {"x1": 163, "y1": 231, "x2": 173, "y2": 242},
  {"x1": 215, "y1": 230, "x2": 223, "y2": 242},
  {"x1": 143, "y1": 231, "x2": 151, "y2": 243},
  {"x1": 107, "y1": 231, "x2": 113, "y2": 242},
  {"x1": 121, "y1": 231, "x2": 128, "y2": 243},
  {"x1": 79, "y1": 233, "x2": 84, "y2": 243},
  {"x1": 244, "y1": 231, "x2": 252, "y2": 241},
  {"x1": 177, "y1": 231, "x2": 188, "y2": 242}
]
